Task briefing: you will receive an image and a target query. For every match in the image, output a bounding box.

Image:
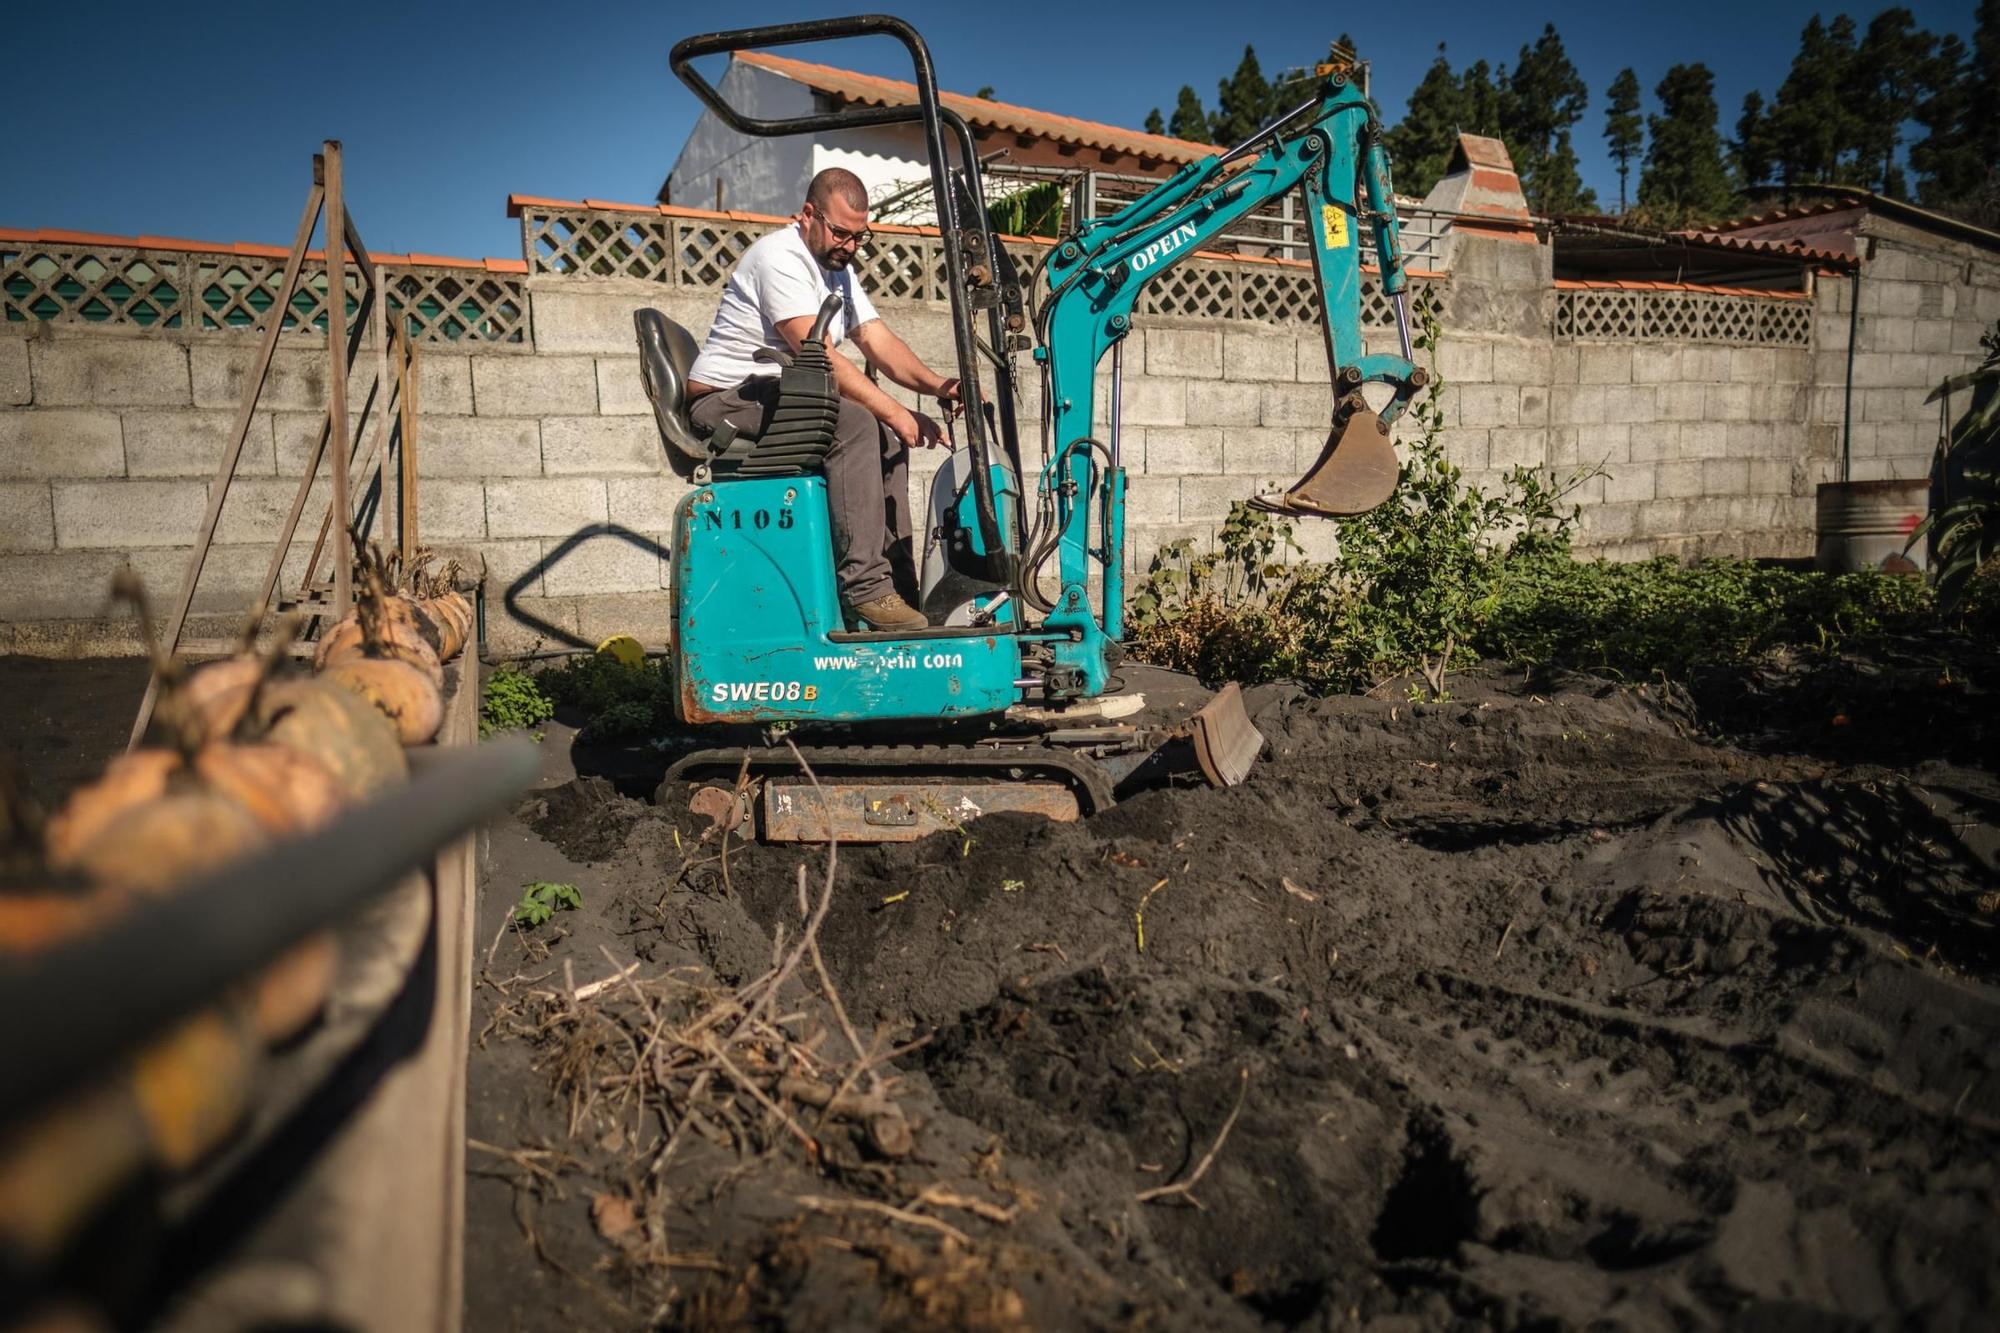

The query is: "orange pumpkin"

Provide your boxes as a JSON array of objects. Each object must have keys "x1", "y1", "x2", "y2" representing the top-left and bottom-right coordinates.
[{"x1": 323, "y1": 656, "x2": 443, "y2": 745}]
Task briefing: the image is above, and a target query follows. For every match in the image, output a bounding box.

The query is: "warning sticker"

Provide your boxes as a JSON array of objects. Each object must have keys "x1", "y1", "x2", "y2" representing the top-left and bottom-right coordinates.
[{"x1": 1321, "y1": 204, "x2": 1351, "y2": 249}]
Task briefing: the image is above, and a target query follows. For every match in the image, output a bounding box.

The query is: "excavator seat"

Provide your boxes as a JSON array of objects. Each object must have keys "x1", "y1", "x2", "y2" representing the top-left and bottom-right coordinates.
[{"x1": 634, "y1": 307, "x2": 840, "y2": 483}]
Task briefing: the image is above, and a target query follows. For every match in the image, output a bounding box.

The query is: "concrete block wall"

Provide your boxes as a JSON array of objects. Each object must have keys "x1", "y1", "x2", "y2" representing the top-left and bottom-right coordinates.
[
  {"x1": 1812, "y1": 215, "x2": 2000, "y2": 485},
  {"x1": 3, "y1": 228, "x2": 1993, "y2": 654}
]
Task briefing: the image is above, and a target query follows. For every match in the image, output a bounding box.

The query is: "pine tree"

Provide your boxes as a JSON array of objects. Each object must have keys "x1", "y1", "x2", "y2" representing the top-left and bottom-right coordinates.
[
  {"x1": 1168, "y1": 86, "x2": 1212, "y2": 144},
  {"x1": 1604, "y1": 68, "x2": 1644, "y2": 214},
  {"x1": 1849, "y1": 8, "x2": 1936, "y2": 198},
  {"x1": 1459, "y1": 60, "x2": 1507, "y2": 139},
  {"x1": 1912, "y1": 3, "x2": 2000, "y2": 221},
  {"x1": 1211, "y1": 45, "x2": 1276, "y2": 146},
  {"x1": 1501, "y1": 24, "x2": 1595, "y2": 214},
  {"x1": 1144, "y1": 107, "x2": 1166, "y2": 136},
  {"x1": 1382, "y1": 46, "x2": 1468, "y2": 196},
  {"x1": 1770, "y1": 15, "x2": 1862, "y2": 189},
  {"x1": 1637, "y1": 63, "x2": 1738, "y2": 224},
  {"x1": 1734, "y1": 91, "x2": 1774, "y2": 190}
]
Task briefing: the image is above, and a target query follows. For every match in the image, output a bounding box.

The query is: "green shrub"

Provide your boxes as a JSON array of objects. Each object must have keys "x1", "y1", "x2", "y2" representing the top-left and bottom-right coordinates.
[
  {"x1": 480, "y1": 664, "x2": 555, "y2": 737},
  {"x1": 535, "y1": 653, "x2": 677, "y2": 742}
]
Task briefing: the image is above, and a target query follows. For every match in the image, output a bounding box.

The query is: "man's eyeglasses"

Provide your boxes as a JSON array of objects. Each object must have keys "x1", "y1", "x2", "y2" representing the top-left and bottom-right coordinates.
[{"x1": 809, "y1": 206, "x2": 872, "y2": 249}]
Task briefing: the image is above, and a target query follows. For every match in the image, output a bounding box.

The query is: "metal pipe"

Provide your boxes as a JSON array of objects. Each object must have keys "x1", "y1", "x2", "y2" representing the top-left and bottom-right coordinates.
[
  {"x1": 1393, "y1": 291, "x2": 1414, "y2": 362},
  {"x1": 1108, "y1": 338, "x2": 1124, "y2": 469},
  {"x1": 1843, "y1": 264, "x2": 1863, "y2": 484},
  {"x1": 0, "y1": 739, "x2": 538, "y2": 1124}
]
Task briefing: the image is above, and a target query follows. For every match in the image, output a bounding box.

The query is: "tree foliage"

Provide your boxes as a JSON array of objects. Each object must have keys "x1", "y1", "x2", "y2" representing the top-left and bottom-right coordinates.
[
  {"x1": 1637, "y1": 63, "x2": 1738, "y2": 225},
  {"x1": 1733, "y1": 90, "x2": 1775, "y2": 191},
  {"x1": 1603, "y1": 68, "x2": 1644, "y2": 215},
  {"x1": 1504, "y1": 24, "x2": 1597, "y2": 214},
  {"x1": 1211, "y1": 45, "x2": 1277, "y2": 146},
  {"x1": 1168, "y1": 85, "x2": 1211, "y2": 144},
  {"x1": 1383, "y1": 46, "x2": 1473, "y2": 197},
  {"x1": 1143, "y1": 106, "x2": 1166, "y2": 136}
]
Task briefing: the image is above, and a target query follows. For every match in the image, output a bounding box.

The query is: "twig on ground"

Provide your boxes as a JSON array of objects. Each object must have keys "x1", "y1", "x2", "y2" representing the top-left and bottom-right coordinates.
[
  {"x1": 796, "y1": 1194, "x2": 971, "y2": 1247},
  {"x1": 1494, "y1": 917, "x2": 1516, "y2": 961},
  {"x1": 1135, "y1": 878, "x2": 1170, "y2": 953},
  {"x1": 483, "y1": 910, "x2": 514, "y2": 975},
  {"x1": 574, "y1": 960, "x2": 643, "y2": 1002},
  {"x1": 1136, "y1": 1067, "x2": 1251, "y2": 1208},
  {"x1": 913, "y1": 1184, "x2": 1021, "y2": 1224}
]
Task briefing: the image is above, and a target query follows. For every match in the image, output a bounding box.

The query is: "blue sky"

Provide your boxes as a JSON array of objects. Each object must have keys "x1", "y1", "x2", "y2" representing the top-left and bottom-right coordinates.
[{"x1": 1, "y1": 1, "x2": 1978, "y2": 259}]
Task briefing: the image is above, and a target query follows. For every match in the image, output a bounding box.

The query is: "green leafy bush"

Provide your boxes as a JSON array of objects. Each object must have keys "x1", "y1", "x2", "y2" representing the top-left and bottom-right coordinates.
[{"x1": 480, "y1": 664, "x2": 555, "y2": 737}]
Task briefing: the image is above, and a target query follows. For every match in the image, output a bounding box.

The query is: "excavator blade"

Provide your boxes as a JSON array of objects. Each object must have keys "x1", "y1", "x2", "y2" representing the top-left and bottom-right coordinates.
[
  {"x1": 1188, "y1": 682, "x2": 1264, "y2": 788},
  {"x1": 1250, "y1": 409, "x2": 1400, "y2": 519}
]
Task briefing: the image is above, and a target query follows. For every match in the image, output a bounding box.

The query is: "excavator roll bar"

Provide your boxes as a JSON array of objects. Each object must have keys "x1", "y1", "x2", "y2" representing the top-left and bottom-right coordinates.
[{"x1": 670, "y1": 15, "x2": 1020, "y2": 584}]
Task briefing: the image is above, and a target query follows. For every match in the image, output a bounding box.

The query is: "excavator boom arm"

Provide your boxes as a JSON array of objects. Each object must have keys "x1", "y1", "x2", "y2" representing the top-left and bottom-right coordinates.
[{"x1": 1032, "y1": 75, "x2": 1422, "y2": 695}]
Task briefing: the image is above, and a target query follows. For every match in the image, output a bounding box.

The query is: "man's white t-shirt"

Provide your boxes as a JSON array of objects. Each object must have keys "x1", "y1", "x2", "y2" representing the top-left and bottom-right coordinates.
[{"x1": 689, "y1": 222, "x2": 879, "y2": 389}]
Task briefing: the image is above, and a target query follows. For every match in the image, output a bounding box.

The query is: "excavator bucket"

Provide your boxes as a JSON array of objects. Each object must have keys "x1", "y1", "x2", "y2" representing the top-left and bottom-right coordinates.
[
  {"x1": 1188, "y1": 683, "x2": 1264, "y2": 788},
  {"x1": 1250, "y1": 409, "x2": 1400, "y2": 519}
]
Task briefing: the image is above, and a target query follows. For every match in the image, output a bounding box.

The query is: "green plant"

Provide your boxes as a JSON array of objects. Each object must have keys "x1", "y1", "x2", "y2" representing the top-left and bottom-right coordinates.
[
  {"x1": 1913, "y1": 319, "x2": 2000, "y2": 611},
  {"x1": 1481, "y1": 552, "x2": 1932, "y2": 678},
  {"x1": 1129, "y1": 287, "x2": 1594, "y2": 694},
  {"x1": 514, "y1": 880, "x2": 582, "y2": 927},
  {"x1": 480, "y1": 664, "x2": 555, "y2": 737},
  {"x1": 534, "y1": 653, "x2": 677, "y2": 742}
]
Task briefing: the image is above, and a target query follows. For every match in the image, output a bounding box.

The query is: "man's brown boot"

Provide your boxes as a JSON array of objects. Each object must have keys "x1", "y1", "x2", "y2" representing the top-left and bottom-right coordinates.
[{"x1": 851, "y1": 593, "x2": 928, "y2": 631}]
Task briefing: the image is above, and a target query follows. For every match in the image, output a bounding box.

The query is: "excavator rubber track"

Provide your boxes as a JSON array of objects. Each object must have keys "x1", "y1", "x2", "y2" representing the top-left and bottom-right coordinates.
[{"x1": 662, "y1": 743, "x2": 1120, "y2": 843}]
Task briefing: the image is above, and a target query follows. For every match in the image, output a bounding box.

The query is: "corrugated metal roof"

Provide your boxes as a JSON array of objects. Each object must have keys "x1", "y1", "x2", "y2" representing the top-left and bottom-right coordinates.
[{"x1": 734, "y1": 50, "x2": 1220, "y2": 167}]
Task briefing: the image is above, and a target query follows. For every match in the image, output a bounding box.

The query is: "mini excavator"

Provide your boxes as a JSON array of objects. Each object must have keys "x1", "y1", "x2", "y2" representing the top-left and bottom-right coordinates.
[{"x1": 637, "y1": 14, "x2": 1424, "y2": 841}]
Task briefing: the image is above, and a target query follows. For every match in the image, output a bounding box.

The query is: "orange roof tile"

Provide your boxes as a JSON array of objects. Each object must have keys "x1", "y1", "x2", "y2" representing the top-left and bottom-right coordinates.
[
  {"x1": 1552, "y1": 277, "x2": 1809, "y2": 298},
  {"x1": 0, "y1": 225, "x2": 515, "y2": 271},
  {"x1": 734, "y1": 49, "x2": 1218, "y2": 167}
]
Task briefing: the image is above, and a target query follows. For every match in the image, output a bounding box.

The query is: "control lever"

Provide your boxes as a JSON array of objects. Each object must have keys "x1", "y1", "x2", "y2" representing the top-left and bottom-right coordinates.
[{"x1": 809, "y1": 292, "x2": 842, "y2": 342}]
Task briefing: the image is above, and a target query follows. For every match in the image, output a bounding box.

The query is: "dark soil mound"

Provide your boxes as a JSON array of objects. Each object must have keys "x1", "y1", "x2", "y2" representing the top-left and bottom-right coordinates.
[{"x1": 467, "y1": 664, "x2": 2000, "y2": 1331}]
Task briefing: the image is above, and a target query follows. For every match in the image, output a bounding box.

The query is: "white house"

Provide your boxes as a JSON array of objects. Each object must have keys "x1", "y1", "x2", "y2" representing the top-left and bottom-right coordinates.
[{"x1": 662, "y1": 50, "x2": 1216, "y2": 224}]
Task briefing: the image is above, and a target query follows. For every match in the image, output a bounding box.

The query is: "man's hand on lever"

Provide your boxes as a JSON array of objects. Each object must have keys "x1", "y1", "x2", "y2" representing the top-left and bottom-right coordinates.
[{"x1": 891, "y1": 407, "x2": 948, "y2": 450}]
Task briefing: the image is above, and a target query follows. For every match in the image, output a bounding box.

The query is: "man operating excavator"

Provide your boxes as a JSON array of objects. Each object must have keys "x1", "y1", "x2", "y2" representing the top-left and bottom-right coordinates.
[{"x1": 685, "y1": 166, "x2": 959, "y2": 632}]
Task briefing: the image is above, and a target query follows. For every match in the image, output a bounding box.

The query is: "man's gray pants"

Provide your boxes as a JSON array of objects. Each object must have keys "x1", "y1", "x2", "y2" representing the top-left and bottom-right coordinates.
[{"x1": 689, "y1": 379, "x2": 915, "y2": 606}]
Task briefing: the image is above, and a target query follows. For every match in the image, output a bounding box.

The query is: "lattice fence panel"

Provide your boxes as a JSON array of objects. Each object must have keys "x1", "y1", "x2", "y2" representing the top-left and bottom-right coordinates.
[
  {"x1": 2, "y1": 245, "x2": 189, "y2": 328},
  {"x1": 523, "y1": 209, "x2": 674, "y2": 280},
  {"x1": 671, "y1": 219, "x2": 765, "y2": 288},
  {"x1": 192, "y1": 253, "x2": 351, "y2": 334},
  {"x1": 1557, "y1": 288, "x2": 1812, "y2": 347},
  {"x1": 521, "y1": 207, "x2": 1425, "y2": 331},
  {"x1": 865, "y1": 235, "x2": 945, "y2": 302},
  {"x1": 387, "y1": 269, "x2": 529, "y2": 346},
  {"x1": 3, "y1": 242, "x2": 527, "y2": 348}
]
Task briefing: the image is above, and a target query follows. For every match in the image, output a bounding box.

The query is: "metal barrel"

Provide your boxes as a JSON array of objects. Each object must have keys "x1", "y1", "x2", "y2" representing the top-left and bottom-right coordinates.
[{"x1": 1813, "y1": 479, "x2": 1930, "y2": 575}]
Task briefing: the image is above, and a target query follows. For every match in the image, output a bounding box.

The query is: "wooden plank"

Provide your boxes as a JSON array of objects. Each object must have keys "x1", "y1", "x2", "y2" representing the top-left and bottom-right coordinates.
[
  {"x1": 128, "y1": 178, "x2": 326, "y2": 750},
  {"x1": 324, "y1": 140, "x2": 352, "y2": 618}
]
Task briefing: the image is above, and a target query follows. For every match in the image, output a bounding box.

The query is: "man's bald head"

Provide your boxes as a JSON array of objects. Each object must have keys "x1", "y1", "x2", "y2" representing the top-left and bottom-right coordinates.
[{"x1": 805, "y1": 168, "x2": 869, "y2": 214}]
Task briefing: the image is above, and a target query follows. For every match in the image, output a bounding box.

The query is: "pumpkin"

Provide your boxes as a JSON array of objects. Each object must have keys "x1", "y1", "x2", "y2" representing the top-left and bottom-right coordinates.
[
  {"x1": 254, "y1": 676, "x2": 407, "y2": 798},
  {"x1": 323, "y1": 656, "x2": 443, "y2": 745},
  {"x1": 68, "y1": 791, "x2": 268, "y2": 897}
]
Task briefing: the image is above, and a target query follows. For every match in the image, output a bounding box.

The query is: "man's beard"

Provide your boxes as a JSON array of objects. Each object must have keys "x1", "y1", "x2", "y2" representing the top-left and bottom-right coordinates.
[{"x1": 818, "y1": 247, "x2": 853, "y2": 270}]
